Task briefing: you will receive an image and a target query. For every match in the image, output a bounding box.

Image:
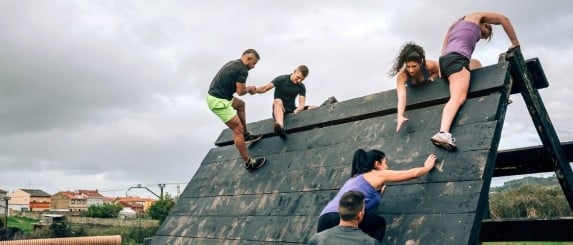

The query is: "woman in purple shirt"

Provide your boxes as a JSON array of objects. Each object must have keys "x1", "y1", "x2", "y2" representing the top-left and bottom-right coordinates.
[
  {"x1": 316, "y1": 149, "x2": 437, "y2": 242},
  {"x1": 431, "y1": 12, "x2": 520, "y2": 151}
]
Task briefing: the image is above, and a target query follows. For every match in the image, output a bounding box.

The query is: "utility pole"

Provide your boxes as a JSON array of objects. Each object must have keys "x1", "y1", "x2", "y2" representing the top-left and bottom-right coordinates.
[
  {"x1": 158, "y1": 184, "x2": 166, "y2": 199},
  {"x1": 3, "y1": 196, "x2": 10, "y2": 228}
]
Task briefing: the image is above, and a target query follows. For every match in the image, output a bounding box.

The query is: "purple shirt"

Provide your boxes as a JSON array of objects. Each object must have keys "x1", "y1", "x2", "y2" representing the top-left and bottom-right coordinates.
[
  {"x1": 443, "y1": 17, "x2": 481, "y2": 59},
  {"x1": 320, "y1": 174, "x2": 382, "y2": 216}
]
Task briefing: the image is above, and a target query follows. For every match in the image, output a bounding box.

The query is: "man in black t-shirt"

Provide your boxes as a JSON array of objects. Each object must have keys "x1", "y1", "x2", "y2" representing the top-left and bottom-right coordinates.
[
  {"x1": 251, "y1": 65, "x2": 316, "y2": 138},
  {"x1": 207, "y1": 49, "x2": 266, "y2": 172}
]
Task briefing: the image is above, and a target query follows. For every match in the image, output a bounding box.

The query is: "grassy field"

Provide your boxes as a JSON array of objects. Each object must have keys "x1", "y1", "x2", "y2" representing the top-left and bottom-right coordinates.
[
  {"x1": 5, "y1": 216, "x2": 157, "y2": 245},
  {"x1": 6, "y1": 216, "x2": 38, "y2": 234}
]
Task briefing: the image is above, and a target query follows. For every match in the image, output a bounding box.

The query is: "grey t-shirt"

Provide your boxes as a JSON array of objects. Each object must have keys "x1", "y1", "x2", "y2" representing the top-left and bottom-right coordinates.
[{"x1": 307, "y1": 226, "x2": 380, "y2": 245}]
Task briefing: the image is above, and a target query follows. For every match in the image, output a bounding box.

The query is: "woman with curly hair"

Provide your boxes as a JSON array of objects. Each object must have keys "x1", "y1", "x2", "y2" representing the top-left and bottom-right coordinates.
[{"x1": 388, "y1": 42, "x2": 440, "y2": 132}]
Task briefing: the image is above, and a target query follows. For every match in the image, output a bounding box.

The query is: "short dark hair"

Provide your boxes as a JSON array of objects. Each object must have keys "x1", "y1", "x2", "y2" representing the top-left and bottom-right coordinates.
[
  {"x1": 338, "y1": 190, "x2": 365, "y2": 221},
  {"x1": 242, "y1": 49, "x2": 260, "y2": 60},
  {"x1": 297, "y1": 65, "x2": 309, "y2": 77}
]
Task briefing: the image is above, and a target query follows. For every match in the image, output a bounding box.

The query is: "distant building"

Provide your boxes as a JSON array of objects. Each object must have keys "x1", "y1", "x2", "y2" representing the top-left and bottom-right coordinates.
[
  {"x1": 10, "y1": 189, "x2": 51, "y2": 211},
  {"x1": 51, "y1": 190, "x2": 105, "y2": 211},
  {"x1": 117, "y1": 196, "x2": 155, "y2": 212}
]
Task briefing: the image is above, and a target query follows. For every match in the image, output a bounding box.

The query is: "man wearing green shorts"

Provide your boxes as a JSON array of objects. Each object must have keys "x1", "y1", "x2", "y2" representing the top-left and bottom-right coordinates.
[{"x1": 207, "y1": 49, "x2": 266, "y2": 172}]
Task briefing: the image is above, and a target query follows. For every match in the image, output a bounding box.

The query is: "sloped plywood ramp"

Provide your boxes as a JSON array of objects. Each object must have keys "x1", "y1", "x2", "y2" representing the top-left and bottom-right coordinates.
[{"x1": 150, "y1": 61, "x2": 518, "y2": 244}]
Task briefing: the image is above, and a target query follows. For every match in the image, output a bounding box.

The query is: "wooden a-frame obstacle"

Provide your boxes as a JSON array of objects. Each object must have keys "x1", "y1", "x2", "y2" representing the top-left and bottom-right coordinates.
[{"x1": 146, "y1": 48, "x2": 572, "y2": 244}]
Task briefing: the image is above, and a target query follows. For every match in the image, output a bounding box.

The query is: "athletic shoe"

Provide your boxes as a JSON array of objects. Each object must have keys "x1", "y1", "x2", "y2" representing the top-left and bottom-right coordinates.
[
  {"x1": 244, "y1": 132, "x2": 263, "y2": 145},
  {"x1": 320, "y1": 96, "x2": 338, "y2": 106},
  {"x1": 273, "y1": 122, "x2": 286, "y2": 139},
  {"x1": 244, "y1": 157, "x2": 267, "y2": 172},
  {"x1": 430, "y1": 132, "x2": 457, "y2": 151}
]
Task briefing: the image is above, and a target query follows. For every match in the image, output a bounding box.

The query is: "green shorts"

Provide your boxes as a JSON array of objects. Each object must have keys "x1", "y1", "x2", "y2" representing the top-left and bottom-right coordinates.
[{"x1": 207, "y1": 94, "x2": 237, "y2": 123}]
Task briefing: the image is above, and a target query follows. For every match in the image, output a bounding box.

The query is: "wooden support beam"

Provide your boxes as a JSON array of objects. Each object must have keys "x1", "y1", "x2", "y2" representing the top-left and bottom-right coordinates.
[
  {"x1": 480, "y1": 218, "x2": 573, "y2": 241},
  {"x1": 494, "y1": 141, "x2": 573, "y2": 177},
  {"x1": 505, "y1": 47, "x2": 573, "y2": 210}
]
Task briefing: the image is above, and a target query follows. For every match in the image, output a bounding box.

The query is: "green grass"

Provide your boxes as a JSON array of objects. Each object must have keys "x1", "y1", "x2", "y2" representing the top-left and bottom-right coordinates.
[{"x1": 6, "y1": 216, "x2": 39, "y2": 234}]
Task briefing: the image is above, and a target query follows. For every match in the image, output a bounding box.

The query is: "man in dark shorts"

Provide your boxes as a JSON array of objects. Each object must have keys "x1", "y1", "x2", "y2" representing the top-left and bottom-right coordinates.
[
  {"x1": 207, "y1": 49, "x2": 266, "y2": 172},
  {"x1": 250, "y1": 65, "x2": 317, "y2": 139}
]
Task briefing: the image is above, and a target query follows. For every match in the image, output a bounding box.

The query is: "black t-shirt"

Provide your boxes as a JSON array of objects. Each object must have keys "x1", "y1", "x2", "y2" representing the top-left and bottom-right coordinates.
[
  {"x1": 271, "y1": 74, "x2": 306, "y2": 112},
  {"x1": 208, "y1": 59, "x2": 248, "y2": 100}
]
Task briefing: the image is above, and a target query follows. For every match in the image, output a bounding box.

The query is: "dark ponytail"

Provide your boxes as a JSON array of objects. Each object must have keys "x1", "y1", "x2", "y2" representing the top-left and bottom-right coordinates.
[{"x1": 351, "y1": 149, "x2": 386, "y2": 177}]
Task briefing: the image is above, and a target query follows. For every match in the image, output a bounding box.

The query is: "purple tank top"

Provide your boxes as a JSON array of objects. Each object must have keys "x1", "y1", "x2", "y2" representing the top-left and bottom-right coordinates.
[
  {"x1": 320, "y1": 174, "x2": 382, "y2": 216},
  {"x1": 443, "y1": 17, "x2": 481, "y2": 59}
]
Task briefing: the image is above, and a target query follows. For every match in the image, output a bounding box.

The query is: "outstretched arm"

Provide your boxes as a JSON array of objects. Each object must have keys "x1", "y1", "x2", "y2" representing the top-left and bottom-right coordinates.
[
  {"x1": 382, "y1": 154, "x2": 437, "y2": 183},
  {"x1": 236, "y1": 82, "x2": 253, "y2": 96},
  {"x1": 466, "y1": 12, "x2": 520, "y2": 48},
  {"x1": 252, "y1": 82, "x2": 275, "y2": 94},
  {"x1": 396, "y1": 71, "x2": 409, "y2": 132},
  {"x1": 481, "y1": 12, "x2": 520, "y2": 47}
]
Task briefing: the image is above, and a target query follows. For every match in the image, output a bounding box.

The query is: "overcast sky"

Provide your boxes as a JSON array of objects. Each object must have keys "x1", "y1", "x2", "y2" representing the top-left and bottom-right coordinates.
[{"x1": 1, "y1": 1, "x2": 572, "y2": 198}]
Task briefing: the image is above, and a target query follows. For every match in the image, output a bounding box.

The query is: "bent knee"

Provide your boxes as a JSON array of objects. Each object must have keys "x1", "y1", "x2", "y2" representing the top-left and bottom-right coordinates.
[
  {"x1": 449, "y1": 96, "x2": 467, "y2": 106},
  {"x1": 232, "y1": 97, "x2": 245, "y2": 108}
]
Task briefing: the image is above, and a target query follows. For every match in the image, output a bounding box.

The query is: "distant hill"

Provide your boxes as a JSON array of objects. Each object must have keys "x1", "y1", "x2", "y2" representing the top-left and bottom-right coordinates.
[{"x1": 492, "y1": 176, "x2": 559, "y2": 192}]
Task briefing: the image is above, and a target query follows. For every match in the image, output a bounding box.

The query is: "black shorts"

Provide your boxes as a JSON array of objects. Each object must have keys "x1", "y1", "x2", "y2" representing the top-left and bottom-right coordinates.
[
  {"x1": 439, "y1": 53, "x2": 470, "y2": 79},
  {"x1": 273, "y1": 105, "x2": 310, "y2": 117}
]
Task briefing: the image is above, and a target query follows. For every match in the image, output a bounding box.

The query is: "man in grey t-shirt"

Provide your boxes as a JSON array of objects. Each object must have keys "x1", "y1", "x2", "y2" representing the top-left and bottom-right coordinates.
[{"x1": 307, "y1": 191, "x2": 380, "y2": 245}]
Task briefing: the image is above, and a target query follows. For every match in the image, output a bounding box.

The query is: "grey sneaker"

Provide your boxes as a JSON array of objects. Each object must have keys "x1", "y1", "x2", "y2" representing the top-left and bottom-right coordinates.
[
  {"x1": 430, "y1": 132, "x2": 457, "y2": 151},
  {"x1": 244, "y1": 132, "x2": 263, "y2": 145},
  {"x1": 244, "y1": 157, "x2": 267, "y2": 172}
]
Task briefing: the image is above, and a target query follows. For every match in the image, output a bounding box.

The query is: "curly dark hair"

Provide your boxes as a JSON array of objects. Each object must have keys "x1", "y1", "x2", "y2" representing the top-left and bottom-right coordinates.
[{"x1": 388, "y1": 42, "x2": 427, "y2": 77}]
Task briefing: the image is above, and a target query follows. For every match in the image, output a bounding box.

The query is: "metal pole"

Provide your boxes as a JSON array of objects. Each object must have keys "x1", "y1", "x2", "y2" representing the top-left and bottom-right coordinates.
[{"x1": 4, "y1": 197, "x2": 9, "y2": 228}]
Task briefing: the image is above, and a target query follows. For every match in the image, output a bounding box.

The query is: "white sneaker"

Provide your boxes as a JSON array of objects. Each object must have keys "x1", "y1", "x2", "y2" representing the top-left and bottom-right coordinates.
[{"x1": 431, "y1": 132, "x2": 457, "y2": 151}]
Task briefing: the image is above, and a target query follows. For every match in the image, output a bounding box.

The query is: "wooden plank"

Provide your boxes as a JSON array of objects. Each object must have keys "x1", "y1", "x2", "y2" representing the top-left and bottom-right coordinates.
[
  {"x1": 480, "y1": 218, "x2": 573, "y2": 241},
  {"x1": 509, "y1": 58, "x2": 550, "y2": 94},
  {"x1": 380, "y1": 180, "x2": 483, "y2": 215},
  {"x1": 154, "y1": 215, "x2": 316, "y2": 243},
  {"x1": 383, "y1": 213, "x2": 476, "y2": 245},
  {"x1": 505, "y1": 48, "x2": 573, "y2": 209},
  {"x1": 214, "y1": 63, "x2": 510, "y2": 146},
  {"x1": 185, "y1": 121, "x2": 499, "y2": 198},
  {"x1": 202, "y1": 93, "x2": 503, "y2": 164},
  {"x1": 170, "y1": 192, "x2": 335, "y2": 217},
  {"x1": 494, "y1": 141, "x2": 573, "y2": 177}
]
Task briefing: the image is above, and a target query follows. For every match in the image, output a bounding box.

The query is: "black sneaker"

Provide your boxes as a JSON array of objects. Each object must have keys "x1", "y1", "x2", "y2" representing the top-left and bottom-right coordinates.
[
  {"x1": 244, "y1": 157, "x2": 266, "y2": 172},
  {"x1": 273, "y1": 122, "x2": 286, "y2": 139},
  {"x1": 244, "y1": 132, "x2": 263, "y2": 145}
]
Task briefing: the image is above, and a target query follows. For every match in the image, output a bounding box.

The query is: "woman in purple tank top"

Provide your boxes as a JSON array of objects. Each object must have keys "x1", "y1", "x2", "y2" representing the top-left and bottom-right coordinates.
[{"x1": 431, "y1": 12, "x2": 520, "y2": 151}]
